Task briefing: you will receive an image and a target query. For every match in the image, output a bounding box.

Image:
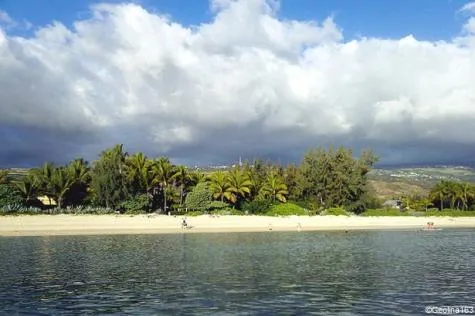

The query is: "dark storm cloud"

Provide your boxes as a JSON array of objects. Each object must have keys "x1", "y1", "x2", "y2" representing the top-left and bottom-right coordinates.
[{"x1": 1, "y1": 0, "x2": 475, "y2": 167}]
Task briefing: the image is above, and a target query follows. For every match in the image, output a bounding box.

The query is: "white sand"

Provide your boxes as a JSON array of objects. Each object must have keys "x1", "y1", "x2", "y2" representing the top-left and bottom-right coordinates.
[{"x1": 0, "y1": 215, "x2": 474, "y2": 236}]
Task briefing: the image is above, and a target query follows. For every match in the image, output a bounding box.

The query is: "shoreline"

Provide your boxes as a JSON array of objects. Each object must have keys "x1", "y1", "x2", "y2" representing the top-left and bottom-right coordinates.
[{"x1": 1, "y1": 215, "x2": 475, "y2": 237}]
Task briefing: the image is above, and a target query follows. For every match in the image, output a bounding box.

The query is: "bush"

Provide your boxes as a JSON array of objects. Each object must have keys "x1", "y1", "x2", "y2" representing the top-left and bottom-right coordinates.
[
  {"x1": 186, "y1": 211, "x2": 204, "y2": 216},
  {"x1": 360, "y1": 209, "x2": 411, "y2": 216},
  {"x1": 0, "y1": 184, "x2": 24, "y2": 208},
  {"x1": 210, "y1": 207, "x2": 243, "y2": 216},
  {"x1": 241, "y1": 200, "x2": 275, "y2": 214},
  {"x1": 265, "y1": 203, "x2": 308, "y2": 216},
  {"x1": 0, "y1": 206, "x2": 42, "y2": 215},
  {"x1": 184, "y1": 182, "x2": 212, "y2": 210},
  {"x1": 208, "y1": 201, "x2": 229, "y2": 210},
  {"x1": 119, "y1": 194, "x2": 150, "y2": 213},
  {"x1": 43, "y1": 206, "x2": 116, "y2": 215},
  {"x1": 320, "y1": 207, "x2": 351, "y2": 216},
  {"x1": 291, "y1": 200, "x2": 320, "y2": 211},
  {"x1": 425, "y1": 210, "x2": 475, "y2": 217}
]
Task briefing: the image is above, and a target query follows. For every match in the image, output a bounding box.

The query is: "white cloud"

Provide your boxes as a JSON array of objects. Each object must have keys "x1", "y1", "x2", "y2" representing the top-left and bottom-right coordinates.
[
  {"x1": 0, "y1": 10, "x2": 14, "y2": 25},
  {"x1": 1, "y1": 0, "x2": 475, "y2": 166},
  {"x1": 461, "y1": 1, "x2": 475, "y2": 13}
]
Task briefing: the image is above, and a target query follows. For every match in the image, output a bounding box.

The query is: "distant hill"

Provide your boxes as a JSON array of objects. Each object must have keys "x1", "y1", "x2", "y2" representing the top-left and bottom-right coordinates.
[{"x1": 368, "y1": 166, "x2": 475, "y2": 200}]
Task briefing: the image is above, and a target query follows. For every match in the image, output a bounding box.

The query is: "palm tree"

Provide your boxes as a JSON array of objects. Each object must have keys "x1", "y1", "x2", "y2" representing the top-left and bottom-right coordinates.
[
  {"x1": 173, "y1": 165, "x2": 190, "y2": 207},
  {"x1": 0, "y1": 170, "x2": 8, "y2": 184},
  {"x1": 189, "y1": 171, "x2": 206, "y2": 187},
  {"x1": 260, "y1": 172, "x2": 288, "y2": 202},
  {"x1": 126, "y1": 152, "x2": 153, "y2": 194},
  {"x1": 30, "y1": 162, "x2": 55, "y2": 202},
  {"x1": 208, "y1": 171, "x2": 231, "y2": 202},
  {"x1": 446, "y1": 181, "x2": 459, "y2": 210},
  {"x1": 67, "y1": 158, "x2": 90, "y2": 206},
  {"x1": 430, "y1": 181, "x2": 450, "y2": 210},
  {"x1": 13, "y1": 175, "x2": 38, "y2": 206},
  {"x1": 226, "y1": 168, "x2": 252, "y2": 205},
  {"x1": 151, "y1": 157, "x2": 176, "y2": 213},
  {"x1": 68, "y1": 158, "x2": 90, "y2": 184},
  {"x1": 48, "y1": 168, "x2": 73, "y2": 209},
  {"x1": 460, "y1": 182, "x2": 474, "y2": 211}
]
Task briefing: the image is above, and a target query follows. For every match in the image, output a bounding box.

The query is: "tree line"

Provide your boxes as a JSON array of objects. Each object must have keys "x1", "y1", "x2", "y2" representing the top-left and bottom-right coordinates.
[
  {"x1": 0, "y1": 144, "x2": 380, "y2": 214},
  {"x1": 400, "y1": 180, "x2": 475, "y2": 212}
]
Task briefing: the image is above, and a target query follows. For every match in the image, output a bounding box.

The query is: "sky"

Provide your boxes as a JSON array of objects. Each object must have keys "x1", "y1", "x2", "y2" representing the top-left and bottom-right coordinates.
[{"x1": 1, "y1": 0, "x2": 475, "y2": 167}]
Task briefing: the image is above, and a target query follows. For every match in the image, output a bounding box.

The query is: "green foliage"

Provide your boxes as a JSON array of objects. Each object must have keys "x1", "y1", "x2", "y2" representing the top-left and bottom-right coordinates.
[
  {"x1": 297, "y1": 146, "x2": 377, "y2": 211},
  {"x1": 3, "y1": 144, "x2": 385, "y2": 216},
  {"x1": 241, "y1": 200, "x2": 275, "y2": 214},
  {"x1": 184, "y1": 182, "x2": 213, "y2": 210},
  {"x1": 0, "y1": 206, "x2": 115, "y2": 215},
  {"x1": 291, "y1": 200, "x2": 320, "y2": 211},
  {"x1": 226, "y1": 168, "x2": 252, "y2": 205},
  {"x1": 43, "y1": 206, "x2": 116, "y2": 215},
  {"x1": 265, "y1": 203, "x2": 307, "y2": 216},
  {"x1": 425, "y1": 210, "x2": 475, "y2": 217},
  {"x1": 0, "y1": 184, "x2": 24, "y2": 208},
  {"x1": 210, "y1": 207, "x2": 243, "y2": 215},
  {"x1": 360, "y1": 209, "x2": 411, "y2": 217},
  {"x1": 208, "y1": 201, "x2": 229, "y2": 209},
  {"x1": 429, "y1": 180, "x2": 475, "y2": 211},
  {"x1": 119, "y1": 194, "x2": 150, "y2": 213},
  {"x1": 186, "y1": 210, "x2": 204, "y2": 216},
  {"x1": 320, "y1": 207, "x2": 351, "y2": 216},
  {"x1": 89, "y1": 144, "x2": 128, "y2": 209},
  {"x1": 0, "y1": 206, "x2": 42, "y2": 215},
  {"x1": 259, "y1": 171, "x2": 288, "y2": 202}
]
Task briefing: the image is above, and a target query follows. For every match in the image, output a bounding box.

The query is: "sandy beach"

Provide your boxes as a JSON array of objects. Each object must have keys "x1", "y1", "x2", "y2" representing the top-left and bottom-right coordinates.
[{"x1": 0, "y1": 215, "x2": 474, "y2": 236}]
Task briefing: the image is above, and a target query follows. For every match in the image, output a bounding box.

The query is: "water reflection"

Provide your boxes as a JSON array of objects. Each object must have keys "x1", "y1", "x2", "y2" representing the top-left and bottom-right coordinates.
[{"x1": 0, "y1": 229, "x2": 474, "y2": 315}]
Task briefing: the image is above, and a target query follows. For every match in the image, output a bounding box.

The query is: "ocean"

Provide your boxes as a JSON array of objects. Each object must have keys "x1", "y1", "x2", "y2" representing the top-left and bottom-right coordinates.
[{"x1": 1, "y1": 229, "x2": 474, "y2": 315}]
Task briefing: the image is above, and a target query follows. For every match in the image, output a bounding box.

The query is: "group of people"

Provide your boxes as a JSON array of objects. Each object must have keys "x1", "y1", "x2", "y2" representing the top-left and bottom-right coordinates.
[{"x1": 426, "y1": 222, "x2": 436, "y2": 230}]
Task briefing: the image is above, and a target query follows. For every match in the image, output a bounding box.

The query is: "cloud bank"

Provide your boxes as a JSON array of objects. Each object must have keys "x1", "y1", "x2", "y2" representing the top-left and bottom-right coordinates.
[{"x1": 1, "y1": 0, "x2": 475, "y2": 167}]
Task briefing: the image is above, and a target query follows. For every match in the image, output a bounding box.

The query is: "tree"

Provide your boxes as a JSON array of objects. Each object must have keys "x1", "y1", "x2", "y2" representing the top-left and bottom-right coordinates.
[
  {"x1": 226, "y1": 168, "x2": 252, "y2": 205},
  {"x1": 12, "y1": 176, "x2": 38, "y2": 206},
  {"x1": 89, "y1": 144, "x2": 128, "y2": 209},
  {"x1": 283, "y1": 164, "x2": 300, "y2": 200},
  {"x1": 30, "y1": 162, "x2": 55, "y2": 198},
  {"x1": 208, "y1": 171, "x2": 232, "y2": 202},
  {"x1": 297, "y1": 146, "x2": 377, "y2": 212},
  {"x1": 66, "y1": 158, "x2": 90, "y2": 206},
  {"x1": 184, "y1": 182, "x2": 213, "y2": 210},
  {"x1": 189, "y1": 171, "x2": 206, "y2": 187},
  {"x1": 244, "y1": 159, "x2": 271, "y2": 200},
  {"x1": 173, "y1": 165, "x2": 191, "y2": 207},
  {"x1": 430, "y1": 181, "x2": 450, "y2": 210},
  {"x1": 125, "y1": 152, "x2": 153, "y2": 195},
  {"x1": 260, "y1": 172, "x2": 288, "y2": 202},
  {"x1": 48, "y1": 168, "x2": 73, "y2": 209},
  {"x1": 151, "y1": 157, "x2": 176, "y2": 213}
]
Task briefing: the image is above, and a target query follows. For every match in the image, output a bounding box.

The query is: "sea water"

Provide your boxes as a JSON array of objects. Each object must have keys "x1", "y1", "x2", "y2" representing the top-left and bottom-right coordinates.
[{"x1": 1, "y1": 229, "x2": 474, "y2": 315}]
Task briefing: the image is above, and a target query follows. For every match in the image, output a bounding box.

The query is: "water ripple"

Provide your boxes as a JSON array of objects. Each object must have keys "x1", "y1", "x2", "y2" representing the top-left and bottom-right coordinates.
[{"x1": 1, "y1": 229, "x2": 474, "y2": 315}]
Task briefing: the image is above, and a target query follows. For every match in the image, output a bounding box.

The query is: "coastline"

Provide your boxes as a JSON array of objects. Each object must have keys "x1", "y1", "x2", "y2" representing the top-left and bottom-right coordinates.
[{"x1": 1, "y1": 215, "x2": 475, "y2": 237}]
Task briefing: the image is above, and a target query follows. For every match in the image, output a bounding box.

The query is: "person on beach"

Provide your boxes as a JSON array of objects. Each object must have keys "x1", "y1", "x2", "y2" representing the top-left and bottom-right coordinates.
[{"x1": 182, "y1": 218, "x2": 188, "y2": 229}]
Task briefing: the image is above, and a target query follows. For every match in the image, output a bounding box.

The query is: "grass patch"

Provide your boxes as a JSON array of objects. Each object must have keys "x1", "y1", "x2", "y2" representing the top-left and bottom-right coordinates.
[
  {"x1": 425, "y1": 210, "x2": 475, "y2": 217},
  {"x1": 360, "y1": 209, "x2": 411, "y2": 216},
  {"x1": 320, "y1": 207, "x2": 351, "y2": 216}
]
